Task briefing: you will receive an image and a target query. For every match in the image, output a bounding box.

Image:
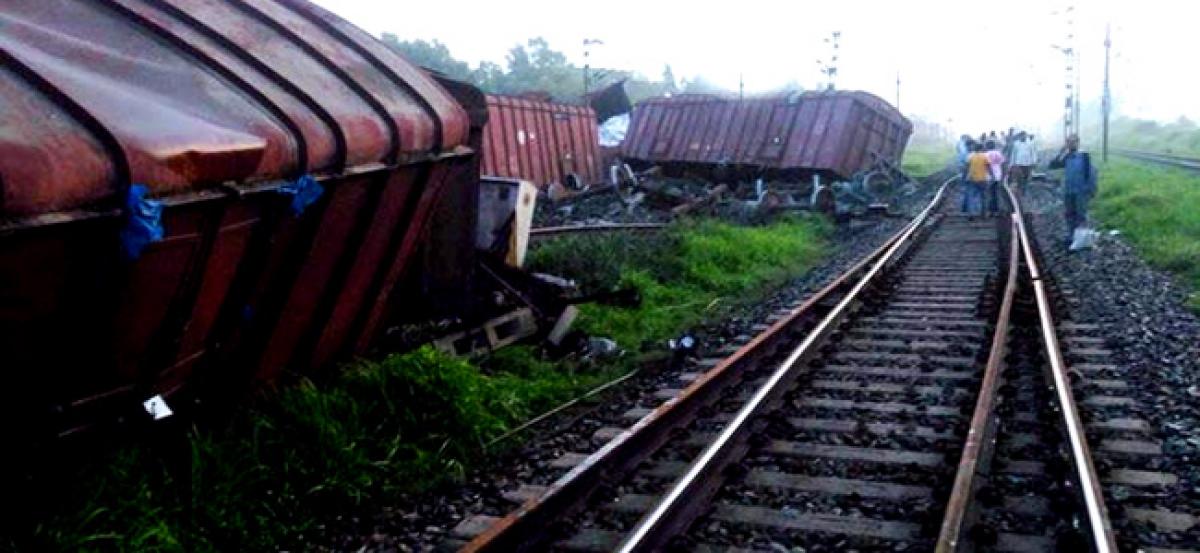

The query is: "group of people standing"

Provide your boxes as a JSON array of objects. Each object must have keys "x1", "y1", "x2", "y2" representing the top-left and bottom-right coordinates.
[
  {"x1": 954, "y1": 129, "x2": 1100, "y2": 247},
  {"x1": 955, "y1": 129, "x2": 1040, "y2": 217}
]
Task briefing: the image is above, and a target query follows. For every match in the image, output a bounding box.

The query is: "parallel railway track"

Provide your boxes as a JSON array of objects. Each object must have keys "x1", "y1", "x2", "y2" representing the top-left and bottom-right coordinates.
[
  {"x1": 1113, "y1": 149, "x2": 1200, "y2": 171},
  {"x1": 450, "y1": 177, "x2": 1195, "y2": 552}
]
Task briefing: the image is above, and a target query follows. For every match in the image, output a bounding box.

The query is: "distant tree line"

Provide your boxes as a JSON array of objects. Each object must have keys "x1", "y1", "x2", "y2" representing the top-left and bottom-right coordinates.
[{"x1": 380, "y1": 34, "x2": 802, "y2": 105}]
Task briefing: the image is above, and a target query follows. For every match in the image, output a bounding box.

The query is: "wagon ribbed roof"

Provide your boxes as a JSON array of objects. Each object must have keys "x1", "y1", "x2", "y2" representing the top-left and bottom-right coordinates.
[{"x1": 0, "y1": 0, "x2": 469, "y2": 217}]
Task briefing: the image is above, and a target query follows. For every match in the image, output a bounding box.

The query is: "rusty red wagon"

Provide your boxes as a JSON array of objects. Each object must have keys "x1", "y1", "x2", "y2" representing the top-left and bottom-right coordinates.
[
  {"x1": 479, "y1": 94, "x2": 603, "y2": 189},
  {"x1": 621, "y1": 91, "x2": 912, "y2": 180},
  {"x1": 0, "y1": 0, "x2": 478, "y2": 437}
]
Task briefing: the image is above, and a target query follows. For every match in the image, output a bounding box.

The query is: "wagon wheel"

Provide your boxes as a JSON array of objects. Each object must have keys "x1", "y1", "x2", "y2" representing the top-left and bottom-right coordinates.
[
  {"x1": 862, "y1": 170, "x2": 894, "y2": 199},
  {"x1": 613, "y1": 163, "x2": 638, "y2": 199},
  {"x1": 564, "y1": 172, "x2": 584, "y2": 191},
  {"x1": 620, "y1": 163, "x2": 638, "y2": 188}
]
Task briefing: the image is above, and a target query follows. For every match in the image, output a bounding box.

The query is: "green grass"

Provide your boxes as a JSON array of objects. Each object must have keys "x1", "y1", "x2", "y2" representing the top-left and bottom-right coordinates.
[
  {"x1": 1092, "y1": 159, "x2": 1200, "y2": 309},
  {"x1": 1100, "y1": 117, "x2": 1200, "y2": 157},
  {"x1": 528, "y1": 216, "x2": 830, "y2": 349},
  {"x1": 27, "y1": 346, "x2": 623, "y2": 552},
  {"x1": 23, "y1": 215, "x2": 831, "y2": 552},
  {"x1": 902, "y1": 142, "x2": 955, "y2": 176}
]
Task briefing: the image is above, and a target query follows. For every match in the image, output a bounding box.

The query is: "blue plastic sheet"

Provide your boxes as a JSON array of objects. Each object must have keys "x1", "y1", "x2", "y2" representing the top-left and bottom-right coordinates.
[
  {"x1": 279, "y1": 174, "x2": 323, "y2": 216},
  {"x1": 119, "y1": 184, "x2": 164, "y2": 260}
]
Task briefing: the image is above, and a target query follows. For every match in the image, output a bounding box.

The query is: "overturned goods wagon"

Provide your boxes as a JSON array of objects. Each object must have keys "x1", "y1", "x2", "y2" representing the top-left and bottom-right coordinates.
[
  {"x1": 622, "y1": 91, "x2": 912, "y2": 180},
  {"x1": 0, "y1": 0, "x2": 481, "y2": 437},
  {"x1": 479, "y1": 94, "x2": 603, "y2": 189}
]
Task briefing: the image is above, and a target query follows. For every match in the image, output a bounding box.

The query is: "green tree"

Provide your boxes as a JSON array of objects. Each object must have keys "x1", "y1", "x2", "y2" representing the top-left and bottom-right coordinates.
[
  {"x1": 381, "y1": 34, "x2": 472, "y2": 81},
  {"x1": 379, "y1": 32, "x2": 685, "y2": 107},
  {"x1": 661, "y1": 64, "x2": 678, "y2": 95},
  {"x1": 499, "y1": 38, "x2": 582, "y2": 99},
  {"x1": 679, "y1": 75, "x2": 728, "y2": 95}
]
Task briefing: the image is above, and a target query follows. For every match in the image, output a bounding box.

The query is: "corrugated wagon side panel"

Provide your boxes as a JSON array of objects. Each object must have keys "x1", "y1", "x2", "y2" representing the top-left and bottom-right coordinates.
[
  {"x1": 702, "y1": 101, "x2": 726, "y2": 164},
  {"x1": 620, "y1": 91, "x2": 907, "y2": 179},
  {"x1": 648, "y1": 103, "x2": 678, "y2": 160},
  {"x1": 667, "y1": 100, "x2": 694, "y2": 161},
  {"x1": 822, "y1": 96, "x2": 857, "y2": 176},
  {"x1": 680, "y1": 100, "x2": 711, "y2": 162},
  {"x1": 478, "y1": 95, "x2": 601, "y2": 188},
  {"x1": 802, "y1": 97, "x2": 835, "y2": 168},
  {"x1": 781, "y1": 98, "x2": 819, "y2": 169},
  {"x1": 691, "y1": 99, "x2": 722, "y2": 163},
  {"x1": 535, "y1": 105, "x2": 556, "y2": 185},
  {"x1": 634, "y1": 102, "x2": 667, "y2": 160},
  {"x1": 0, "y1": 0, "x2": 475, "y2": 436},
  {"x1": 577, "y1": 106, "x2": 602, "y2": 183}
]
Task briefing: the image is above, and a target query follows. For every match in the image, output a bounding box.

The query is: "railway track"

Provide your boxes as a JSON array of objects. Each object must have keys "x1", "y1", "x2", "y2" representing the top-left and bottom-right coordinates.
[
  {"x1": 449, "y1": 177, "x2": 1195, "y2": 552},
  {"x1": 529, "y1": 223, "x2": 667, "y2": 242},
  {"x1": 1113, "y1": 149, "x2": 1200, "y2": 171}
]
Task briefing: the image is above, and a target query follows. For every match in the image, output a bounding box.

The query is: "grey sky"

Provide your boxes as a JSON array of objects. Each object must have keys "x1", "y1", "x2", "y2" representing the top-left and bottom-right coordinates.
[{"x1": 314, "y1": 0, "x2": 1197, "y2": 139}]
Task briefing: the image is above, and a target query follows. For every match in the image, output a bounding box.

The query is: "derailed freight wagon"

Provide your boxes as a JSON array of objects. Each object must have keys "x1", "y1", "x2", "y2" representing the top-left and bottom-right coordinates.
[
  {"x1": 621, "y1": 91, "x2": 912, "y2": 181},
  {"x1": 479, "y1": 94, "x2": 603, "y2": 190},
  {"x1": 0, "y1": 0, "x2": 480, "y2": 438}
]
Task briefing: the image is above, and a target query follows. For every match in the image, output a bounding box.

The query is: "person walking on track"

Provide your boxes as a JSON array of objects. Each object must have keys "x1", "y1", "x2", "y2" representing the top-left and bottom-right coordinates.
[
  {"x1": 964, "y1": 142, "x2": 990, "y2": 217},
  {"x1": 1010, "y1": 132, "x2": 1038, "y2": 197},
  {"x1": 985, "y1": 141, "x2": 1006, "y2": 216},
  {"x1": 956, "y1": 135, "x2": 974, "y2": 210},
  {"x1": 1049, "y1": 134, "x2": 1099, "y2": 245}
]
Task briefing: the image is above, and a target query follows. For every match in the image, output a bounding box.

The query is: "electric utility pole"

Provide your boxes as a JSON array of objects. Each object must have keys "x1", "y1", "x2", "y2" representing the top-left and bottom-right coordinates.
[
  {"x1": 582, "y1": 38, "x2": 602, "y2": 96},
  {"x1": 896, "y1": 71, "x2": 901, "y2": 111},
  {"x1": 1051, "y1": 4, "x2": 1080, "y2": 141},
  {"x1": 817, "y1": 31, "x2": 840, "y2": 91},
  {"x1": 1103, "y1": 23, "x2": 1111, "y2": 162}
]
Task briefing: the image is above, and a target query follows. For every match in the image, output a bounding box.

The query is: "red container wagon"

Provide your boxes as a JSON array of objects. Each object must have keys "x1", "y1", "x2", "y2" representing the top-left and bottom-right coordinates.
[
  {"x1": 479, "y1": 94, "x2": 603, "y2": 189},
  {"x1": 622, "y1": 91, "x2": 912, "y2": 180},
  {"x1": 0, "y1": 0, "x2": 475, "y2": 437}
]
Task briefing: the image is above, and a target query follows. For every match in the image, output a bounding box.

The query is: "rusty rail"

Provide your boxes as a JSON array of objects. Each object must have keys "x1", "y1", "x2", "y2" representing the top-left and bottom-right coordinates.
[
  {"x1": 528, "y1": 222, "x2": 666, "y2": 240},
  {"x1": 1006, "y1": 184, "x2": 1119, "y2": 552},
  {"x1": 460, "y1": 178, "x2": 957, "y2": 553},
  {"x1": 936, "y1": 185, "x2": 1117, "y2": 551},
  {"x1": 934, "y1": 214, "x2": 1021, "y2": 551},
  {"x1": 614, "y1": 180, "x2": 952, "y2": 552}
]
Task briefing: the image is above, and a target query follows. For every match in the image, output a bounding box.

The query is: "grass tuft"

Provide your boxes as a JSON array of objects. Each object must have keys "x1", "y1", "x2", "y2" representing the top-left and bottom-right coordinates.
[
  {"x1": 529, "y1": 216, "x2": 829, "y2": 349},
  {"x1": 28, "y1": 346, "x2": 623, "y2": 552},
  {"x1": 22, "y1": 214, "x2": 831, "y2": 551},
  {"x1": 1091, "y1": 159, "x2": 1200, "y2": 310},
  {"x1": 901, "y1": 142, "x2": 955, "y2": 176}
]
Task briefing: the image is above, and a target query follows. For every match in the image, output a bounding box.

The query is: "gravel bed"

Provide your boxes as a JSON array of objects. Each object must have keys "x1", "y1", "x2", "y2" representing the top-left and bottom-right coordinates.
[
  {"x1": 1025, "y1": 185, "x2": 1200, "y2": 550},
  {"x1": 326, "y1": 177, "x2": 942, "y2": 551}
]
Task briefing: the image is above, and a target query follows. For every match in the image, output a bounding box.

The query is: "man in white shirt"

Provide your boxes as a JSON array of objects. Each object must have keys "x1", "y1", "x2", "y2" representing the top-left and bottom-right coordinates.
[{"x1": 1009, "y1": 132, "x2": 1038, "y2": 196}]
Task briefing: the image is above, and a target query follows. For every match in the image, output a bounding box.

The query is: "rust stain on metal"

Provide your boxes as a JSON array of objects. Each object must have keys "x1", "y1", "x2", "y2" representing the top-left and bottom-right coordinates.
[
  {"x1": 936, "y1": 215, "x2": 1020, "y2": 552},
  {"x1": 622, "y1": 91, "x2": 911, "y2": 179},
  {"x1": 480, "y1": 94, "x2": 602, "y2": 188},
  {"x1": 0, "y1": 0, "x2": 473, "y2": 436}
]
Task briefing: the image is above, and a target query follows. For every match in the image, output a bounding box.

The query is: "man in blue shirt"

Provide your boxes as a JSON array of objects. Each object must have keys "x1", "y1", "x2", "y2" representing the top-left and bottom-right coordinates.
[
  {"x1": 955, "y1": 135, "x2": 973, "y2": 211},
  {"x1": 1049, "y1": 134, "x2": 1098, "y2": 245}
]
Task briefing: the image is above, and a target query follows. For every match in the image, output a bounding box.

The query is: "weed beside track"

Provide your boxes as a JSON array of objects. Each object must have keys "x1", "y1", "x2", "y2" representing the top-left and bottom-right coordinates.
[{"x1": 12, "y1": 215, "x2": 831, "y2": 552}]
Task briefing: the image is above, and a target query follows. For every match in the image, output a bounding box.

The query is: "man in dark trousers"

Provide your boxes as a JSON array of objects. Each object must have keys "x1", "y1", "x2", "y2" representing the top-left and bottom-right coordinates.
[{"x1": 1049, "y1": 134, "x2": 1099, "y2": 246}]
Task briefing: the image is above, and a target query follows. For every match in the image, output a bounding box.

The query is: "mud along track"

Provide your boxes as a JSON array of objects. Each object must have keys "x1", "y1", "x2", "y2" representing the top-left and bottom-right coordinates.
[{"x1": 454, "y1": 180, "x2": 1140, "y2": 552}]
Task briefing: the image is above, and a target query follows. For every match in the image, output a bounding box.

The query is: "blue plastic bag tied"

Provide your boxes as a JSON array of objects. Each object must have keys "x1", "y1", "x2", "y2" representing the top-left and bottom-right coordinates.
[
  {"x1": 279, "y1": 174, "x2": 323, "y2": 216},
  {"x1": 120, "y1": 184, "x2": 164, "y2": 260}
]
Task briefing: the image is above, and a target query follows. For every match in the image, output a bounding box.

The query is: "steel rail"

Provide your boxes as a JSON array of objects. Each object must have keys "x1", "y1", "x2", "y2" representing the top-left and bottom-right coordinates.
[
  {"x1": 460, "y1": 177, "x2": 955, "y2": 553},
  {"x1": 1006, "y1": 185, "x2": 1118, "y2": 552},
  {"x1": 615, "y1": 179, "x2": 952, "y2": 552},
  {"x1": 934, "y1": 213, "x2": 1020, "y2": 551},
  {"x1": 1113, "y1": 148, "x2": 1200, "y2": 171},
  {"x1": 528, "y1": 223, "x2": 666, "y2": 239}
]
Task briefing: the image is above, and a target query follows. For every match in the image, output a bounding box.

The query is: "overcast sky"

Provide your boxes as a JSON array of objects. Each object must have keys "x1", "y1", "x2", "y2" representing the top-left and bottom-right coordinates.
[{"x1": 314, "y1": 0, "x2": 1197, "y2": 140}]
